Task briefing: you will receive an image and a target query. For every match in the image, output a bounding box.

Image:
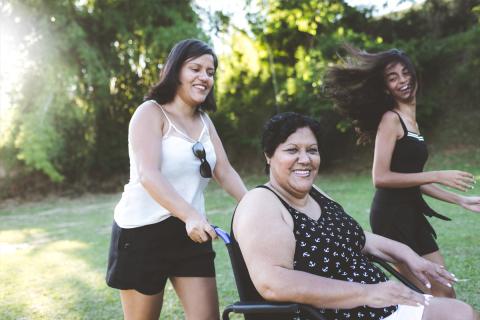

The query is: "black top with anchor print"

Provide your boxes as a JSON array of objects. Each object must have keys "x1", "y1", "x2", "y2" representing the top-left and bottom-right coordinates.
[{"x1": 238, "y1": 185, "x2": 398, "y2": 320}]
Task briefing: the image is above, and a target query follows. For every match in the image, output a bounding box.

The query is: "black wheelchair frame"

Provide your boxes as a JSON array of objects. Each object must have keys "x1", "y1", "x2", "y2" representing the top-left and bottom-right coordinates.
[{"x1": 213, "y1": 226, "x2": 423, "y2": 320}]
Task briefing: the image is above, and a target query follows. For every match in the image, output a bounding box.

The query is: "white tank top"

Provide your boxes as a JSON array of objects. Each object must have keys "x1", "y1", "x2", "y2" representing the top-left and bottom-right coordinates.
[{"x1": 114, "y1": 101, "x2": 217, "y2": 228}]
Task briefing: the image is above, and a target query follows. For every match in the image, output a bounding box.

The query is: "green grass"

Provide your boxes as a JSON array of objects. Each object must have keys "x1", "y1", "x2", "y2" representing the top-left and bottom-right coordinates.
[{"x1": 1, "y1": 164, "x2": 479, "y2": 319}]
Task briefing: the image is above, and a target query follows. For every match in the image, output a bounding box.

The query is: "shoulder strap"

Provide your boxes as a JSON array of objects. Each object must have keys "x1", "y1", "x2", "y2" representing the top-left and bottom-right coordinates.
[
  {"x1": 391, "y1": 110, "x2": 408, "y2": 135},
  {"x1": 150, "y1": 100, "x2": 171, "y2": 122},
  {"x1": 197, "y1": 112, "x2": 208, "y2": 139},
  {"x1": 149, "y1": 100, "x2": 174, "y2": 137},
  {"x1": 150, "y1": 100, "x2": 198, "y2": 142},
  {"x1": 255, "y1": 185, "x2": 294, "y2": 211},
  {"x1": 309, "y1": 186, "x2": 325, "y2": 202},
  {"x1": 308, "y1": 186, "x2": 332, "y2": 209},
  {"x1": 257, "y1": 185, "x2": 326, "y2": 209}
]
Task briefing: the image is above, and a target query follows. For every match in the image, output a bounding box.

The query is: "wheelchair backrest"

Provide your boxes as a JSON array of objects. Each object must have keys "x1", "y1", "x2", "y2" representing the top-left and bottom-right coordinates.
[{"x1": 214, "y1": 226, "x2": 265, "y2": 302}]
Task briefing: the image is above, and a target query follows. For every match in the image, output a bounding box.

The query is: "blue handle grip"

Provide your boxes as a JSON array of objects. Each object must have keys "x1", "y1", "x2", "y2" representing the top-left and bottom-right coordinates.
[{"x1": 212, "y1": 225, "x2": 231, "y2": 244}]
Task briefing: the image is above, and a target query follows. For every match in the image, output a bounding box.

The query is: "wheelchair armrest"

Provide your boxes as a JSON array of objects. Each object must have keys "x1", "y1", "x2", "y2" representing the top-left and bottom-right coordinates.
[
  {"x1": 222, "y1": 301, "x2": 328, "y2": 320},
  {"x1": 299, "y1": 304, "x2": 328, "y2": 319},
  {"x1": 224, "y1": 301, "x2": 301, "y2": 314}
]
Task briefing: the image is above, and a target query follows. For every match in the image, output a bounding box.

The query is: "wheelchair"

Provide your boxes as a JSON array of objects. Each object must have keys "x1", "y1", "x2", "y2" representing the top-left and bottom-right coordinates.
[{"x1": 213, "y1": 226, "x2": 423, "y2": 320}]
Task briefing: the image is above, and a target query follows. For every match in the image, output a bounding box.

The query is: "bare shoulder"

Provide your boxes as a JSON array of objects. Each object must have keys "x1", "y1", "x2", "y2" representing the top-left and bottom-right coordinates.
[
  {"x1": 236, "y1": 187, "x2": 280, "y2": 217},
  {"x1": 380, "y1": 110, "x2": 400, "y2": 125},
  {"x1": 234, "y1": 187, "x2": 285, "y2": 230},
  {"x1": 130, "y1": 100, "x2": 165, "y2": 131},
  {"x1": 378, "y1": 110, "x2": 402, "y2": 138},
  {"x1": 234, "y1": 187, "x2": 294, "y2": 249},
  {"x1": 133, "y1": 100, "x2": 162, "y2": 118}
]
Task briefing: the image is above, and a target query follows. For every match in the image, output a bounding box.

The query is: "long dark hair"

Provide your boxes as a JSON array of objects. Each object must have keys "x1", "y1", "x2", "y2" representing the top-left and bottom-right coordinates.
[
  {"x1": 145, "y1": 39, "x2": 218, "y2": 111},
  {"x1": 324, "y1": 45, "x2": 417, "y2": 144}
]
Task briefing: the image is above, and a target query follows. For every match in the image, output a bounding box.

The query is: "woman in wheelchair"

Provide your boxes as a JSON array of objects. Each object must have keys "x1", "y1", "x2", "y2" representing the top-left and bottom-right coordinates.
[{"x1": 232, "y1": 112, "x2": 478, "y2": 320}]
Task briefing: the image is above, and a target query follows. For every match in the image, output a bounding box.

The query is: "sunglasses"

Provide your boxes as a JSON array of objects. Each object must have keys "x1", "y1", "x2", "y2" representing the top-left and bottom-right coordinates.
[{"x1": 192, "y1": 141, "x2": 212, "y2": 178}]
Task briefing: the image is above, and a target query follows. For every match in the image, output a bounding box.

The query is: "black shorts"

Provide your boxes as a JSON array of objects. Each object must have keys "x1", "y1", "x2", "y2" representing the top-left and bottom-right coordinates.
[
  {"x1": 370, "y1": 195, "x2": 439, "y2": 256},
  {"x1": 106, "y1": 216, "x2": 215, "y2": 295}
]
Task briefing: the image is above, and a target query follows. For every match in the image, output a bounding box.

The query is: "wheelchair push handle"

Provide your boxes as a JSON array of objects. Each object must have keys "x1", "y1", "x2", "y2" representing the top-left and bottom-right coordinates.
[{"x1": 212, "y1": 225, "x2": 231, "y2": 244}]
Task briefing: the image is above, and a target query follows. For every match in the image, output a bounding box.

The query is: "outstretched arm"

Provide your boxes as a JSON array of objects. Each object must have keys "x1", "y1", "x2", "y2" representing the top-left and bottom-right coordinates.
[
  {"x1": 373, "y1": 112, "x2": 475, "y2": 191},
  {"x1": 362, "y1": 232, "x2": 456, "y2": 289},
  {"x1": 420, "y1": 183, "x2": 480, "y2": 213}
]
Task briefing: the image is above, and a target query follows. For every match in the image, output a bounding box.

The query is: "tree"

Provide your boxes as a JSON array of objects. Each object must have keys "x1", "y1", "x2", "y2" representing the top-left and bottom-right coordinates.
[
  {"x1": 0, "y1": 0, "x2": 207, "y2": 195},
  {"x1": 214, "y1": 0, "x2": 380, "y2": 165}
]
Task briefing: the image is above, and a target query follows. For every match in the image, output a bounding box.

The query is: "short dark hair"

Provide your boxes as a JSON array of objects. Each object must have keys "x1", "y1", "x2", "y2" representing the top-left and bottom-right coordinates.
[
  {"x1": 324, "y1": 45, "x2": 417, "y2": 144},
  {"x1": 262, "y1": 112, "x2": 322, "y2": 174},
  {"x1": 145, "y1": 39, "x2": 218, "y2": 111}
]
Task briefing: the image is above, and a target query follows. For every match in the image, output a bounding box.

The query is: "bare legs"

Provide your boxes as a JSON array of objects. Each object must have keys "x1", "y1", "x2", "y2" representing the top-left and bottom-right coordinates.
[
  {"x1": 120, "y1": 290, "x2": 164, "y2": 320},
  {"x1": 120, "y1": 277, "x2": 219, "y2": 320},
  {"x1": 171, "y1": 277, "x2": 220, "y2": 320},
  {"x1": 395, "y1": 250, "x2": 456, "y2": 298},
  {"x1": 422, "y1": 297, "x2": 479, "y2": 320}
]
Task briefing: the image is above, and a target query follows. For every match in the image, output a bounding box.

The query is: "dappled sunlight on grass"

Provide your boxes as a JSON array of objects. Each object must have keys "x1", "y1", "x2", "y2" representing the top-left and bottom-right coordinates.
[
  {"x1": 0, "y1": 235, "x2": 117, "y2": 319},
  {"x1": 44, "y1": 239, "x2": 88, "y2": 251},
  {"x1": 0, "y1": 228, "x2": 44, "y2": 244},
  {"x1": 0, "y1": 193, "x2": 123, "y2": 319}
]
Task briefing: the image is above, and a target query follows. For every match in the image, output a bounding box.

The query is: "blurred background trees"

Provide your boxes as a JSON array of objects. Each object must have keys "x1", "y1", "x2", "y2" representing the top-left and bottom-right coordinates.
[
  {"x1": 1, "y1": 0, "x2": 479, "y2": 197},
  {"x1": 212, "y1": 0, "x2": 480, "y2": 168},
  {"x1": 1, "y1": 0, "x2": 207, "y2": 194}
]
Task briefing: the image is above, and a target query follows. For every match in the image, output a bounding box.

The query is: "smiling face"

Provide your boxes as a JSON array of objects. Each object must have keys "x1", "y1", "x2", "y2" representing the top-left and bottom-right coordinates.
[
  {"x1": 176, "y1": 54, "x2": 215, "y2": 107},
  {"x1": 384, "y1": 61, "x2": 416, "y2": 102},
  {"x1": 268, "y1": 127, "x2": 321, "y2": 197}
]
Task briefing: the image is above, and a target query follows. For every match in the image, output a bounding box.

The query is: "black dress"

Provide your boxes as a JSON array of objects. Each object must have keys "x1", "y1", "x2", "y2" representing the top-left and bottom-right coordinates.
[
  {"x1": 231, "y1": 185, "x2": 398, "y2": 320},
  {"x1": 370, "y1": 111, "x2": 450, "y2": 256}
]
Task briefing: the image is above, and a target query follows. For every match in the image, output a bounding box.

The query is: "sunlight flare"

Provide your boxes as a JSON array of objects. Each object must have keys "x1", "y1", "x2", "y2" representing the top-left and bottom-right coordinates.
[{"x1": 0, "y1": 8, "x2": 28, "y2": 114}]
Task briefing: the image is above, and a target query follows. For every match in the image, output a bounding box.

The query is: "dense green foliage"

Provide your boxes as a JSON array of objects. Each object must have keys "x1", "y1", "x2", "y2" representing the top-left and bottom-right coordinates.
[
  {"x1": 0, "y1": 0, "x2": 479, "y2": 196},
  {"x1": 0, "y1": 0, "x2": 207, "y2": 195},
  {"x1": 213, "y1": 0, "x2": 480, "y2": 167}
]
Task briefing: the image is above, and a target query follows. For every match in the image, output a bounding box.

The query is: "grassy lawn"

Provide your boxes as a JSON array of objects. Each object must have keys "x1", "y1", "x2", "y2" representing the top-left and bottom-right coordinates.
[{"x1": 1, "y1": 164, "x2": 479, "y2": 319}]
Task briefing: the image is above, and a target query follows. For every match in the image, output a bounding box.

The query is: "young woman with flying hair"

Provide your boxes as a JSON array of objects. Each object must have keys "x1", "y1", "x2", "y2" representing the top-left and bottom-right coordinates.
[{"x1": 324, "y1": 45, "x2": 480, "y2": 298}]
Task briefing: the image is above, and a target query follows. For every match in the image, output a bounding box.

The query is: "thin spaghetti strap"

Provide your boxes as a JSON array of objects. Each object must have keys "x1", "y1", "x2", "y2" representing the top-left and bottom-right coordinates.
[
  {"x1": 148, "y1": 101, "x2": 205, "y2": 142},
  {"x1": 149, "y1": 100, "x2": 173, "y2": 137},
  {"x1": 391, "y1": 110, "x2": 408, "y2": 135},
  {"x1": 150, "y1": 100, "x2": 172, "y2": 124},
  {"x1": 198, "y1": 112, "x2": 208, "y2": 139},
  {"x1": 256, "y1": 185, "x2": 293, "y2": 210}
]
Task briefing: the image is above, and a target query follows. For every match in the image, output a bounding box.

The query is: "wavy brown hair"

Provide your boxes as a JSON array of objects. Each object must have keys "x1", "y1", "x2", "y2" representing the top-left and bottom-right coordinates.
[
  {"x1": 324, "y1": 45, "x2": 417, "y2": 144},
  {"x1": 145, "y1": 39, "x2": 218, "y2": 111}
]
